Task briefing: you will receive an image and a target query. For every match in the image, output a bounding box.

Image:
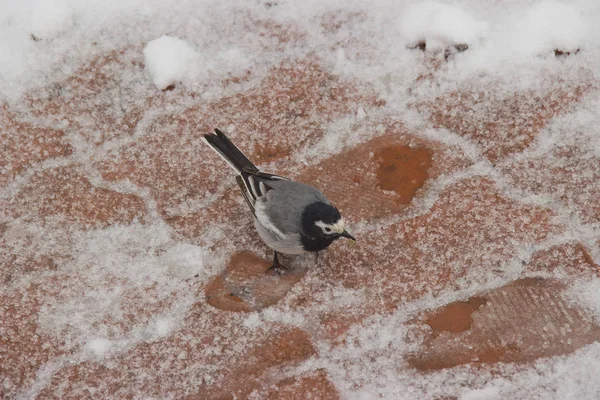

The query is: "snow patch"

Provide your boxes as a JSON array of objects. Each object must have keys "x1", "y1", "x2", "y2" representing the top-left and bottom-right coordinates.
[
  {"x1": 356, "y1": 106, "x2": 366, "y2": 121},
  {"x1": 31, "y1": 0, "x2": 74, "y2": 40},
  {"x1": 154, "y1": 318, "x2": 172, "y2": 337},
  {"x1": 161, "y1": 242, "x2": 207, "y2": 280},
  {"x1": 143, "y1": 35, "x2": 201, "y2": 90},
  {"x1": 261, "y1": 308, "x2": 305, "y2": 327},
  {"x1": 398, "y1": 1, "x2": 487, "y2": 51},
  {"x1": 334, "y1": 47, "x2": 347, "y2": 74},
  {"x1": 243, "y1": 313, "x2": 262, "y2": 330},
  {"x1": 217, "y1": 47, "x2": 250, "y2": 71},
  {"x1": 36, "y1": 222, "x2": 211, "y2": 349},
  {"x1": 566, "y1": 279, "x2": 600, "y2": 323},
  {"x1": 460, "y1": 386, "x2": 501, "y2": 400},
  {"x1": 513, "y1": 1, "x2": 586, "y2": 55},
  {"x1": 85, "y1": 338, "x2": 112, "y2": 356}
]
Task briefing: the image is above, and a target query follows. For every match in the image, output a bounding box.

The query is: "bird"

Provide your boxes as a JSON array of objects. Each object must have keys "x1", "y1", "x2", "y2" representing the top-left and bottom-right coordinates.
[{"x1": 203, "y1": 128, "x2": 355, "y2": 274}]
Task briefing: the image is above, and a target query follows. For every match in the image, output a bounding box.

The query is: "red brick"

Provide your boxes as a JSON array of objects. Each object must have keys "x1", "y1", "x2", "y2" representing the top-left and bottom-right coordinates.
[
  {"x1": 190, "y1": 327, "x2": 316, "y2": 399},
  {"x1": 262, "y1": 369, "x2": 340, "y2": 400},
  {"x1": 205, "y1": 251, "x2": 306, "y2": 312},
  {"x1": 502, "y1": 144, "x2": 600, "y2": 224},
  {"x1": 299, "y1": 127, "x2": 472, "y2": 223},
  {"x1": 7, "y1": 166, "x2": 147, "y2": 228},
  {"x1": 0, "y1": 284, "x2": 65, "y2": 399},
  {"x1": 317, "y1": 177, "x2": 559, "y2": 310},
  {"x1": 408, "y1": 278, "x2": 600, "y2": 370},
  {"x1": 417, "y1": 82, "x2": 590, "y2": 163},
  {"x1": 37, "y1": 321, "x2": 315, "y2": 399},
  {"x1": 525, "y1": 243, "x2": 600, "y2": 278},
  {"x1": 286, "y1": 177, "x2": 560, "y2": 343},
  {"x1": 0, "y1": 105, "x2": 72, "y2": 187},
  {"x1": 26, "y1": 48, "x2": 149, "y2": 145}
]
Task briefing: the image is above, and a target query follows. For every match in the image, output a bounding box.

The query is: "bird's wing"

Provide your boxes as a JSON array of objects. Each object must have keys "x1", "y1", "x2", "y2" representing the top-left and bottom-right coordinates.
[
  {"x1": 236, "y1": 176, "x2": 256, "y2": 214},
  {"x1": 243, "y1": 168, "x2": 291, "y2": 182},
  {"x1": 238, "y1": 168, "x2": 291, "y2": 212},
  {"x1": 255, "y1": 180, "x2": 329, "y2": 234}
]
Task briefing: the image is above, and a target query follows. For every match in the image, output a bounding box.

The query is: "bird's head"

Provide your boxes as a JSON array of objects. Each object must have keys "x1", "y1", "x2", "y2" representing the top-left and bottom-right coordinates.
[{"x1": 301, "y1": 202, "x2": 356, "y2": 242}]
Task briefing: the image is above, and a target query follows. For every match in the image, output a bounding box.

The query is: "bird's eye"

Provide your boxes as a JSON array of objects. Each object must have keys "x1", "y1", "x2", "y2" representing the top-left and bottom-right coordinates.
[{"x1": 324, "y1": 227, "x2": 331, "y2": 233}]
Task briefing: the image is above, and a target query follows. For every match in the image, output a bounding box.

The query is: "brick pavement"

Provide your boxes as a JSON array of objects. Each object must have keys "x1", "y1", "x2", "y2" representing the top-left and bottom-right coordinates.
[{"x1": 2, "y1": 8, "x2": 600, "y2": 400}]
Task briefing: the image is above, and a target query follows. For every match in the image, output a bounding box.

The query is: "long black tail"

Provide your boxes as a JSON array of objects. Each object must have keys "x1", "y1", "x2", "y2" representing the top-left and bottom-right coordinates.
[{"x1": 203, "y1": 129, "x2": 258, "y2": 173}]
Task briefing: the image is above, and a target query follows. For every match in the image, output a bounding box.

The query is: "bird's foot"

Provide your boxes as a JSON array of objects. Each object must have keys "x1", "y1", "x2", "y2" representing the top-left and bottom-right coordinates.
[
  {"x1": 266, "y1": 251, "x2": 287, "y2": 276},
  {"x1": 266, "y1": 264, "x2": 288, "y2": 276}
]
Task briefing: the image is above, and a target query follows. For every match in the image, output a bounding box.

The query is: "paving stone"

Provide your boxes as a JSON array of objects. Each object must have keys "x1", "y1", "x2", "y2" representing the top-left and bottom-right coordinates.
[
  {"x1": 6, "y1": 166, "x2": 148, "y2": 228},
  {"x1": 298, "y1": 127, "x2": 472, "y2": 223},
  {"x1": 0, "y1": 105, "x2": 72, "y2": 187},
  {"x1": 408, "y1": 277, "x2": 600, "y2": 371},
  {"x1": 25, "y1": 48, "x2": 149, "y2": 145},
  {"x1": 259, "y1": 369, "x2": 340, "y2": 400},
  {"x1": 36, "y1": 323, "x2": 315, "y2": 399},
  {"x1": 501, "y1": 143, "x2": 600, "y2": 224},
  {"x1": 0, "y1": 284, "x2": 65, "y2": 400},
  {"x1": 318, "y1": 177, "x2": 560, "y2": 309},
  {"x1": 525, "y1": 243, "x2": 600, "y2": 278},
  {"x1": 189, "y1": 327, "x2": 316, "y2": 399},
  {"x1": 282, "y1": 176, "x2": 561, "y2": 345},
  {"x1": 417, "y1": 81, "x2": 590, "y2": 163},
  {"x1": 205, "y1": 251, "x2": 306, "y2": 312}
]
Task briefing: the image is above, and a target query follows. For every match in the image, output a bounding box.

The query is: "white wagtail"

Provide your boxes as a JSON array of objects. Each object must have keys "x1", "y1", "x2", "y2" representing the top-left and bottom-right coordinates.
[{"x1": 203, "y1": 129, "x2": 355, "y2": 274}]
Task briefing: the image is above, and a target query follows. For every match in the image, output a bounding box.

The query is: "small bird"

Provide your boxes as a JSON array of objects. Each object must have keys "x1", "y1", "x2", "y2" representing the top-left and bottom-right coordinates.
[{"x1": 203, "y1": 128, "x2": 355, "y2": 274}]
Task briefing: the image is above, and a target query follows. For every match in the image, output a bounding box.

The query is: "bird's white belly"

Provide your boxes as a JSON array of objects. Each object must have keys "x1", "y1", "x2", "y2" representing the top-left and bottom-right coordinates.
[{"x1": 254, "y1": 218, "x2": 306, "y2": 254}]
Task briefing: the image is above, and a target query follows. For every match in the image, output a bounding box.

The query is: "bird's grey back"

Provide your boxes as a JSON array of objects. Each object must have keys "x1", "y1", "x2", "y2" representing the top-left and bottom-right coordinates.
[{"x1": 259, "y1": 179, "x2": 329, "y2": 234}]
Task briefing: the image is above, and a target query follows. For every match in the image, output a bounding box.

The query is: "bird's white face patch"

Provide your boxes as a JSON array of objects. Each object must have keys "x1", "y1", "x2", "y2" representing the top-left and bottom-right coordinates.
[{"x1": 315, "y1": 218, "x2": 345, "y2": 235}]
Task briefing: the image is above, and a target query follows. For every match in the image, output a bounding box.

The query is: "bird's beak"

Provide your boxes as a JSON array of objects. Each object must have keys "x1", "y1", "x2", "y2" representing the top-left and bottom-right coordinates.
[{"x1": 340, "y1": 230, "x2": 356, "y2": 241}]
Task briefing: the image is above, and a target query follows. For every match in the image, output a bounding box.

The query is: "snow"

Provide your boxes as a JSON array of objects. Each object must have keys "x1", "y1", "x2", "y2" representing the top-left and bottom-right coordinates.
[
  {"x1": 460, "y1": 386, "x2": 501, "y2": 400},
  {"x1": 567, "y1": 279, "x2": 600, "y2": 323},
  {"x1": 398, "y1": 1, "x2": 488, "y2": 51},
  {"x1": 161, "y1": 242, "x2": 207, "y2": 279},
  {"x1": 85, "y1": 338, "x2": 112, "y2": 356},
  {"x1": 2, "y1": 0, "x2": 600, "y2": 398},
  {"x1": 154, "y1": 318, "x2": 173, "y2": 337},
  {"x1": 243, "y1": 313, "x2": 262, "y2": 330},
  {"x1": 217, "y1": 47, "x2": 251, "y2": 72},
  {"x1": 34, "y1": 222, "x2": 211, "y2": 349},
  {"x1": 143, "y1": 35, "x2": 201, "y2": 90},
  {"x1": 356, "y1": 106, "x2": 366, "y2": 121},
  {"x1": 514, "y1": 1, "x2": 586, "y2": 55},
  {"x1": 31, "y1": 0, "x2": 74, "y2": 40}
]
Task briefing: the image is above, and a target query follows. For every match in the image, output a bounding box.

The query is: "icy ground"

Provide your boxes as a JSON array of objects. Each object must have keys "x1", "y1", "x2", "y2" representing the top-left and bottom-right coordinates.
[{"x1": 2, "y1": 0, "x2": 600, "y2": 399}]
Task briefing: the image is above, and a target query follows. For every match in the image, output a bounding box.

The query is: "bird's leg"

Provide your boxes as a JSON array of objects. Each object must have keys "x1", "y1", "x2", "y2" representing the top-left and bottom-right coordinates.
[
  {"x1": 266, "y1": 251, "x2": 287, "y2": 276},
  {"x1": 315, "y1": 251, "x2": 320, "y2": 262}
]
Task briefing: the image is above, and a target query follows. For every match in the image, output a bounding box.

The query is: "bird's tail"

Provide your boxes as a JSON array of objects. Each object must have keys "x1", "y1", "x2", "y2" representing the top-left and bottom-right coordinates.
[{"x1": 203, "y1": 128, "x2": 258, "y2": 174}]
